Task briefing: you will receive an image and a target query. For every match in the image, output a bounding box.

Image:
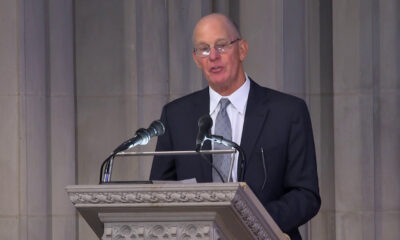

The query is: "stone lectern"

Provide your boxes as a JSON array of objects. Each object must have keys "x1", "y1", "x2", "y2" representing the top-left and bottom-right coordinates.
[{"x1": 66, "y1": 182, "x2": 289, "y2": 240}]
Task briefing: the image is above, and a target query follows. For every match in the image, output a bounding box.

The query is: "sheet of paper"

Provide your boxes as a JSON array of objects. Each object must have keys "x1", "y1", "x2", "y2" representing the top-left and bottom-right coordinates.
[{"x1": 152, "y1": 178, "x2": 197, "y2": 184}]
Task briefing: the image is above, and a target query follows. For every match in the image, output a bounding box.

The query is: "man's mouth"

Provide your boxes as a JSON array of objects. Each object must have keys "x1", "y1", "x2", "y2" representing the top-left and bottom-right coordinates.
[{"x1": 210, "y1": 66, "x2": 223, "y2": 73}]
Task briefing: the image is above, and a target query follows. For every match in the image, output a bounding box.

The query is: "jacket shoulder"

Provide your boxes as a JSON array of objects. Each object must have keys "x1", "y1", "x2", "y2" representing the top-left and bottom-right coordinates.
[
  {"x1": 251, "y1": 81, "x2": 307, "y2": 109},
  {"x1": 163, "y1": 87, "x2": 208, "y2": 110}
]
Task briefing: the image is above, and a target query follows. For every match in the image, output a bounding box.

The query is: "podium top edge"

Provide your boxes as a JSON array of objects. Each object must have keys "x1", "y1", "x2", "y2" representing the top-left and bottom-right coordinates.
[
  {"x1": 65, "y1": 182, "x2": 248, "y2": 192},
  {"x1": 115, "y1": 149, "x2": 236, "y2": 157}
]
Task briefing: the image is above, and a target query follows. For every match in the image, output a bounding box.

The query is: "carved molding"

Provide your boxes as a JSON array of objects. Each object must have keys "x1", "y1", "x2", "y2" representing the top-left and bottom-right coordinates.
[
  {"x1": 102, "y1": 223, "x2": 213, "y2": 240},
  {"x1": 232, "y1": 194, "x2": 272, "y2": 240},
  {"x1": 68, "y1": 190, "x2": 235, "y2": 205}
]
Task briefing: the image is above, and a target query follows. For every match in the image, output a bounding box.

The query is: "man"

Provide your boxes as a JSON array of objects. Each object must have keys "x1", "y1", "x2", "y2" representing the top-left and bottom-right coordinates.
[{"x1": 150, "y1": 13, "x2": 320, "y2": 239}]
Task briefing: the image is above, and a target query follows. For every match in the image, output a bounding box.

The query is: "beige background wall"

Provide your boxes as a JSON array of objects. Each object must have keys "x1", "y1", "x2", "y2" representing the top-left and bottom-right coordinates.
[{"x1": 0, "y1": 0, "x2": 399, "y2": 239}]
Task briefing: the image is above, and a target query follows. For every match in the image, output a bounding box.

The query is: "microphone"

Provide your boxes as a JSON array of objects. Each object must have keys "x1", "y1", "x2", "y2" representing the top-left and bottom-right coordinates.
[
  {"x1": 195, "y1": 115, "x2": 213, "y2": 152},
  {"x1": 100, "y1": 120, "x2": 165, "y2": 183},
  {"x1": 112, "y1": 120, "x2": 165, "y2": 155}
]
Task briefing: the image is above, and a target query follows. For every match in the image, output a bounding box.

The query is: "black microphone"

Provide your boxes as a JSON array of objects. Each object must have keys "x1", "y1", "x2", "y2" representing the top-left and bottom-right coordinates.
[
  {"x1": 195, "y1": 115, "x2": 213, "y2": 152},
  {"x1": 112, "y1": 120, "x2": 165, "y2": 154}
]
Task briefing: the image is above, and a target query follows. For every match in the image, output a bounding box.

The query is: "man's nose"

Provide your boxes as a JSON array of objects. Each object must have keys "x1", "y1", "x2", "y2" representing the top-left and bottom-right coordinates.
[{"x1": 208, "y1": 47, "x2": 220, "y2": 61}]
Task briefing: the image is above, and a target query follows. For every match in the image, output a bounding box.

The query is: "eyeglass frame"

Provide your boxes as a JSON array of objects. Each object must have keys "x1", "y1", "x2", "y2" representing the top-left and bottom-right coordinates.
[{"x1": 193, "y1": 38, "x2": 241, "y2": 58}]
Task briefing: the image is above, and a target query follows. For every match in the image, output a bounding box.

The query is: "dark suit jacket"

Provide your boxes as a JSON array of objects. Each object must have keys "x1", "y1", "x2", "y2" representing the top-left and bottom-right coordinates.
[{"x1": 150, "y1": 79, "x2": 321, "y2": 240}]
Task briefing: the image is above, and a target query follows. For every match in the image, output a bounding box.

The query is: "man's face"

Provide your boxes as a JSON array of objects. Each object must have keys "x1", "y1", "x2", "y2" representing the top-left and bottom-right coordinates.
[{"x1": 192, "y1": 18, "x2": 248, "y2": 95}]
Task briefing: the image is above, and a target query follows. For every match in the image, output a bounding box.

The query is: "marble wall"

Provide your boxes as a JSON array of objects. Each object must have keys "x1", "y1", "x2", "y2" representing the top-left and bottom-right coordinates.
[
  {"x1": 0, "y1": 0, "x2": 21, "y2": 238},
  {"x1": 332, "y1": 0, "x2": 400, "y2": 239},
  {"x1": 0, "y1": 0, "x2": 398, "y2": 239},
  {"x1": 0, "y1": 0, "x2": 75, "y2": 239}
]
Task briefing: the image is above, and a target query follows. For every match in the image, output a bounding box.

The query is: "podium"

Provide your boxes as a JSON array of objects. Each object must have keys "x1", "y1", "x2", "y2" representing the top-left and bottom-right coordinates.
[{"x1": 66, "y1": 182, "x2": 289, "y2": 240}]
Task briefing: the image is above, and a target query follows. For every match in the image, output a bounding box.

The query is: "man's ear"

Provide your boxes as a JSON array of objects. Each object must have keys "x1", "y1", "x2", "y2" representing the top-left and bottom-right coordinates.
[
  {"x1": 192, "y1": 51, "x2": 202, "y2": 68},
  {"x1": 239, "y1": 40, "x2": 248, "y2": 61}
]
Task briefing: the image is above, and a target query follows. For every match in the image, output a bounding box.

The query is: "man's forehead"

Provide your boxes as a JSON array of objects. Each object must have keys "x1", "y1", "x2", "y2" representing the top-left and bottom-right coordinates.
[
  {"x1": 192, "y1": 15, "x2": 236, "y2": 44},
  {"x1": 193, "y1": 28, "x2": 232, "y2": 45}
]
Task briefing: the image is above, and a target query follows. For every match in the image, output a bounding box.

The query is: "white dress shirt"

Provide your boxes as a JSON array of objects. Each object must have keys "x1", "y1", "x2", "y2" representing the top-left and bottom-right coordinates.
[{"x1": 209, "y1": 74, "x2": 250, "y2": 182}]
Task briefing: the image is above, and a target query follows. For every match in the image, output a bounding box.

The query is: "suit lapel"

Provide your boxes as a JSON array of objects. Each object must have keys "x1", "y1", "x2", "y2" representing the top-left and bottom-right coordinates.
[{"x1": 240, "y1": 80, "x2": 270, "y2": 174}]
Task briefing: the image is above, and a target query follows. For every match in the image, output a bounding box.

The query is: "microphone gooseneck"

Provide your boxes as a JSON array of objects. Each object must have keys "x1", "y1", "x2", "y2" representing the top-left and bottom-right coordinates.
[{"x1": 100, "y1": 120, "x2": 165, "y2": 183}]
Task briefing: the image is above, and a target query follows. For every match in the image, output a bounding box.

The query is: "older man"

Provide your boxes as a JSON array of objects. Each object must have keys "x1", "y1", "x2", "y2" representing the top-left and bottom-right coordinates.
[{"x1": 150, "y1": 13, "x2": 320, "y2": 240}]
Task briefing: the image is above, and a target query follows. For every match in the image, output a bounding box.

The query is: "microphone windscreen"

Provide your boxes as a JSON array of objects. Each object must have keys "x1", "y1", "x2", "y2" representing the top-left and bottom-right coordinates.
[
  {"x1": 149, "y1": 120, "x2": 165, "y2": 137},
  {"x1": 196, "y1": 115, "x2": 213, "y2": 148},
  {"x1": 198, "y1": 115, "x2": 213, "y2": 130}
]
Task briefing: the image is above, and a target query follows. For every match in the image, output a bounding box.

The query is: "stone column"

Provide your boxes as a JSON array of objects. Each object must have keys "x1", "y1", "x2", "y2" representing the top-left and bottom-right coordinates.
[
  {"x1": 0, "y1": 0, "x2": 25, "y2": 238},
  {"x1": 333, "y1": 0, "x2": 376, "y2": 238},
  {"x1": 75, "y1": 1, "x2": 138, "y2": 238},
  {"x1": 134, "y1": 0, "x2": 170, "y2": 179},
  {"x1": 0, "y1": 0, "x2": 76, "y2": 239},
  {"x1": 48, "y1": 0, "x2": 76, "y2": 239},
  {"x1": 333, "y1": 0, "x2": 400, "y2": 239},
  {"x1": 240, "y1": 0, "x2": 284, "y2": 90},
  {"x1": 306, "y1": 0, "x2": 336, "y2": 239},
  {"x1": 374, "y1": 1, "x2": 400, "y2": 238}
]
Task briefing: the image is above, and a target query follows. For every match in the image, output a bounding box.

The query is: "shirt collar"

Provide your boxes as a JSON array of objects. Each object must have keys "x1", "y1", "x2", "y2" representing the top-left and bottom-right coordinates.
[{"x1": 209, "y1": 74, "x2": 250, "y2": 115}]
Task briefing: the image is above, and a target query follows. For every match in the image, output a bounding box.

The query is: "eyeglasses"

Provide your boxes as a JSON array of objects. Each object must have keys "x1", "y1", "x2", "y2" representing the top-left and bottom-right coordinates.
[{"x1": 193, "y1": 38, "x2": 241, "y2": 58}]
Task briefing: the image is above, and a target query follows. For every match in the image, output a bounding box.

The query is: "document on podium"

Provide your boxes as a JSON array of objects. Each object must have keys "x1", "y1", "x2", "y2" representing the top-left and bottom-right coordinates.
[{"x1": 152, "y1": 178, "x2": 197, "y2": 184}]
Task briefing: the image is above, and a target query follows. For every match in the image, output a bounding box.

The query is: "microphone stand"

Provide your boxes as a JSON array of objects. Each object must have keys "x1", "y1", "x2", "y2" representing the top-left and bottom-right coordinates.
[
  {"x1": 100, "y1": 139, "x2": 137, "y2": 184},
  {"x1": 201, "y1": 134, "x2": 247, "y2": 182},
  {"x1": 99, "y1": 153, "x2": 116, "y2": 183},
  {"x1": 99, "y1": 149, "x2": 236, "y2": 184}
]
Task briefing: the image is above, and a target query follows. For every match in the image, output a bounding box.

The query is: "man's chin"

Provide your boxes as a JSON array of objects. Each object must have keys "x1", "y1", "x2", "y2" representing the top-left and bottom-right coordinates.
[
  {"x1": 208, "y1": 81, "x2": 232, "y2": 94},
  {"x1": 207, "y1": 75, "x2": 229, "y2": 86}
]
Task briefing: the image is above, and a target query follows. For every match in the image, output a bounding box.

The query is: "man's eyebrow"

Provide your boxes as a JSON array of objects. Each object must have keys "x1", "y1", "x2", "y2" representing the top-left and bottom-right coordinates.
[
  {"x1": 194, "y1": 38, "x2": 230, "y2": 46},
  {"x1": 194, "y1": 41, "x2": 208, "y2": 45}
]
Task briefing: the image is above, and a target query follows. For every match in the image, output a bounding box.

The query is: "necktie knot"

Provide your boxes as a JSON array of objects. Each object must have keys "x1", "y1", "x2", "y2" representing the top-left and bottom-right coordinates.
[{"x1": 219, "y1": 98, "x2": 230, "y2": 112}]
